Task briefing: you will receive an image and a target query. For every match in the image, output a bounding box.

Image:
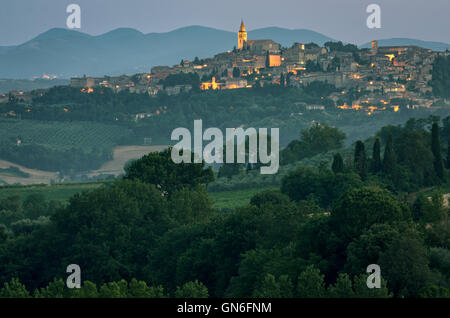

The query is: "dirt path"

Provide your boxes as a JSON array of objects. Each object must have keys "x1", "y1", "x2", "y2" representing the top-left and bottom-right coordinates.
[{"x1": 0, "y1": 159, "x2": 59, "y2": 185}]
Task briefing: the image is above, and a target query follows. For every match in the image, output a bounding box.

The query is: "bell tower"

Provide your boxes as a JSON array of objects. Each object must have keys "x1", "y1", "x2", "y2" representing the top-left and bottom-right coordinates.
[{"x1": 238, "y1": 20, "x2": 247, "y2": 50}]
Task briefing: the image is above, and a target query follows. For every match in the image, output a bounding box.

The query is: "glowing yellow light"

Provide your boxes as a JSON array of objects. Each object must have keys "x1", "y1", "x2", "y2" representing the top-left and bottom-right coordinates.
[{"x1": 385, "y1": 54, "x2": 395, "y2": 62}]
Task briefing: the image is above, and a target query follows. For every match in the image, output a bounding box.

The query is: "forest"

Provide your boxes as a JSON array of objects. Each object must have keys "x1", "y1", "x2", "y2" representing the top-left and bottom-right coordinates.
[{"x1": 1, "y1": 116, "x2": 450, "y2": 298}]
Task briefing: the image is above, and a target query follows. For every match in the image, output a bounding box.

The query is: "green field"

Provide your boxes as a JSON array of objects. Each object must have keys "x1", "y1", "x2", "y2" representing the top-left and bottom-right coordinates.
[
  {"x1": 0, "y1": 181, "x2": 274, "y2": 210},
  {"x1": 209, "y1": 187, "x2": 278, "y2": 210},
  {"x1": 0, "y1": 182, "x2": 105, "y2": 202}
]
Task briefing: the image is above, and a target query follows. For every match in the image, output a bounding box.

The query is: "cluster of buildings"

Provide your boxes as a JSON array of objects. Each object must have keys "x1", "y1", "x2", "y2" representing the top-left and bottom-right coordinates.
[{"x1": 3, "y1": 21, "x2": 447, "y2": 116}]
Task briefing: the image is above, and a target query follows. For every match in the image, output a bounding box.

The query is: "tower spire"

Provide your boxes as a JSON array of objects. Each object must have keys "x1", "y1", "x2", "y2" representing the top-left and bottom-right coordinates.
[
  {"x1": 238, "y1": 20, "x2": 247, "y2": 50},
  {"x1": 240, "y1": 20, "x2": 246, "y2": 32}
]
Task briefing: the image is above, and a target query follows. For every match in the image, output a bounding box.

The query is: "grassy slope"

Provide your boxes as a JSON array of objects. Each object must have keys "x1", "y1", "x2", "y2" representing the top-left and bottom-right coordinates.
[
  {"x1": 0, "y1": 181, "x2": 275, "y2": 210},
  {"x1": 209, "y1": 186, "x2": 278, "y2": 210},
  {"x1": 0, "y1": 182, "x2": 105, "y2": 202}
]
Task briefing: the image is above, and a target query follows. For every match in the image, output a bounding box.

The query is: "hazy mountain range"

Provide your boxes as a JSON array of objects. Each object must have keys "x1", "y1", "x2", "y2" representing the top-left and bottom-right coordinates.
[
  {"x1": 361, "y1": 38, "x2": 450, "y2": 52},
  {"x1": 0, "y1": 26, "x2": 449, "y2": 79}
]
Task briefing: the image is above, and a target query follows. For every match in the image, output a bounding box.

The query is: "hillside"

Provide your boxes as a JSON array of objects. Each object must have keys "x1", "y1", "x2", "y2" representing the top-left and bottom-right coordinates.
[
  {"x1": 361, "y1": 38, "x2": 450, "y2": 51},
  {"x1": 0, "y1": 26, "x2": 334, "y2": 78}
]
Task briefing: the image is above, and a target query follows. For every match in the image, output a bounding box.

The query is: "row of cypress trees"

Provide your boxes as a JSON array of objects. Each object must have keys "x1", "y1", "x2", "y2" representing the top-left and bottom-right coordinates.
[{"x1": 332, "y1": 122, "x2": 446, "y2": 182}]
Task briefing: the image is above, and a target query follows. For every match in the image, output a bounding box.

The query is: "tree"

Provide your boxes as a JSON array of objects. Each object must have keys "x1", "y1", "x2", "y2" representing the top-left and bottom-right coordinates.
[
  {"x1": 252, "y1": 274, "x2": 293, "y2": 298},
  {"x1": 0, "y1": 224, "x2": 8, "y2": 244},
  {"x1": 430, "y1": 55, "x2": 450, "y2": 98},
  {"x1": 431, "y1": 122, "x2": 445, "y2": 180},
  {"x1": 232, "y1": 67, "x2": 240, "y2": 78},
  {"x1": 250, "y1": 190, "x2": 291, "y2": 208},
  {"x1": 99, "y1": 280, "x2": 128, "y2": 298},
  {"x1": 412, "y1": 194, "x2": 430, "y2": 222},
  {"x1": 352, "y1": 274, "x2": 392, "y2": 298},
  {"x1": 382, "y1": 134, "x2": 396, "y2": 175},
  {"x1": 0, "y1": 278, "x2": 30, "y2": 298},
  {"x1": 305, "y1": 60, "x2": 321, "y2": 72},
  {"x1": 420, "y1": 286, "x2": 450, "y2": 298},
  {"x1": 354, "y1": 141, "x2": 367, "y2": 180},
  {"x1": 128, "y1": 279, "x2": 165, "y2": 298},
  {"x1": 345, "y1": 223, "x2": 400, "y2": 276},
  {"x1": 45, "y1": 179, "x2": 172, "y2": 286},
  {"x1": 280, "y1": 73, "x2": 285, "y2": 87},
  {"x1": 35, "y1": 278, "x2": 72, "y2": 298},
  {"x1": 168, "y1": 185, "x2": 215, "y2": 225},
  {"x1": 331, "y1": 187, "x2": 406, "y2": 241},
  {"x1": 225, "y1": 247, "x2": 299, "y2": 298},
  {"x1": 23, "y1": 193, "x2": 48, "y2": 219},
  {"x1": 124, "y1": 148, "x2": 214, "y2": 195},
  {"x1": 218, "y1": 163, "x2": 241, "y2": 179},
  {"x1": 281, "y1": 123, "x2": 346, "y2": 165},
  {"x1": 395, "y1": 129, "x2": 435, "y2": 187},
  {"x1": 282, "y1": 166, "x2": 362, "y2": 208},
  {"x1": 371, "y1": 138, "x2": 381, "y2": 173},
  {"x1": 222, "y1": 69, "x2": 229, "y2": 78},
  {"x1": 296, "y1": 265, "x2": 326, "y2": 298},
  {"x1": 412, "y1": 191, "x2": 446, "y2": 224},
  {"x1": 72, "y1": 281, "x2": 99, "y2": 298},
  {"x1": 328, "y1": 273, "x2": 355, "y2": 298},
  {"x1": 286, "y1": 72, "x2": 292, "y2": 86},
  {"x1": 379, "y1": 231, "x2": 432, "y2": 297},
  {"x1": 174, "y1": 280, "x2": 209, "y2": 298},
  {"x1": 332, "y1": 153, "x2": 344, "y2": 173},
  {"x1": 447, "y1": 139, "x2": 450, "y2": 169}
]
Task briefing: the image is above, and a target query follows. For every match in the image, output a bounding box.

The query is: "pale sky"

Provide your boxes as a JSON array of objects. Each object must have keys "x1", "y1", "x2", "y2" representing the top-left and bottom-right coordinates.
[{"x1": 1, "y1": 0, "x2": 449, "y2": 46}]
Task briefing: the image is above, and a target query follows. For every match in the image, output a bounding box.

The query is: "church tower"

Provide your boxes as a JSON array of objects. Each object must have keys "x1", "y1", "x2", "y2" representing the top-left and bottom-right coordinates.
[{"x1": 238, "y1": 20, "x2": 247, "y2": 50}]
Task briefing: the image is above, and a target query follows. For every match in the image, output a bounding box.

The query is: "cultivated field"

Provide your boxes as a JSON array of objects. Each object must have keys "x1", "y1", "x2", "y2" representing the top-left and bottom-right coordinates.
[
  {"x1": 0, "y1": 159, "x2": 58, "y2": 185},
  {"x1": 87, "y1": 145, "x2": 169, "y2": 177},
  {"x1": 0, "y1": 144, "x2": 169, "y2": 185},
  {"x1": 0, "y1": 119, "x2": 132, "y2": 151}
]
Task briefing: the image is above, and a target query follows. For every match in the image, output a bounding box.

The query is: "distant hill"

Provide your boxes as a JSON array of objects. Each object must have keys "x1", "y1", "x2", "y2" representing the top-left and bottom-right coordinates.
[
  {"x1": 0, "y1": 26, "x2": 333, "y2": 79},
  {"x1": 0, "y1": 78, "x2": 70, "y2": 94},
  {"x1": 248, "y1": 27, "x2": 333, "y2": 47},
  {"x1": 361, "y1": 38, "x2": 450, "y2": 52},
  {"x1": 1, "y1": 26, "x2": 448, "y2": 79}
]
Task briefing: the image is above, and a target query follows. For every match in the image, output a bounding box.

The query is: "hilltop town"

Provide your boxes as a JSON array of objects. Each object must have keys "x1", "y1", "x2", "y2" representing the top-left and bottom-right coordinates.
[{"x1": 2, "y1": 21, "x2": 449, "y2": 115}]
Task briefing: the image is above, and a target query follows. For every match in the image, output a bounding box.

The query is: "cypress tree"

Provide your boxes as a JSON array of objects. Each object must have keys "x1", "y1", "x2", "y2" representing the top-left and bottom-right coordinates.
[
  {"x1": 447, "y1": 139, "x2": 450, "y2": 169},
  {"x1": 332, "y1": 153, "x2": 344, "y2": 173},
  {"x1": 431, "y1": 122, "x2": 444, "y2": 180},
  {"x1": 382, "y1": 134, "x2": 396, "y2": 175},
  {"x1": 266, "y1": 51, "x2": 271, "y2": 68},
  {"x1": 280, "y1": 73, "x2": 285, "y2": 87},
  {"x1": 354, "y1": 141, "x2": 367, "y2": 179},
  {"x1": 371, "y1": 138, "x2": 382, "y2": 173}
]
